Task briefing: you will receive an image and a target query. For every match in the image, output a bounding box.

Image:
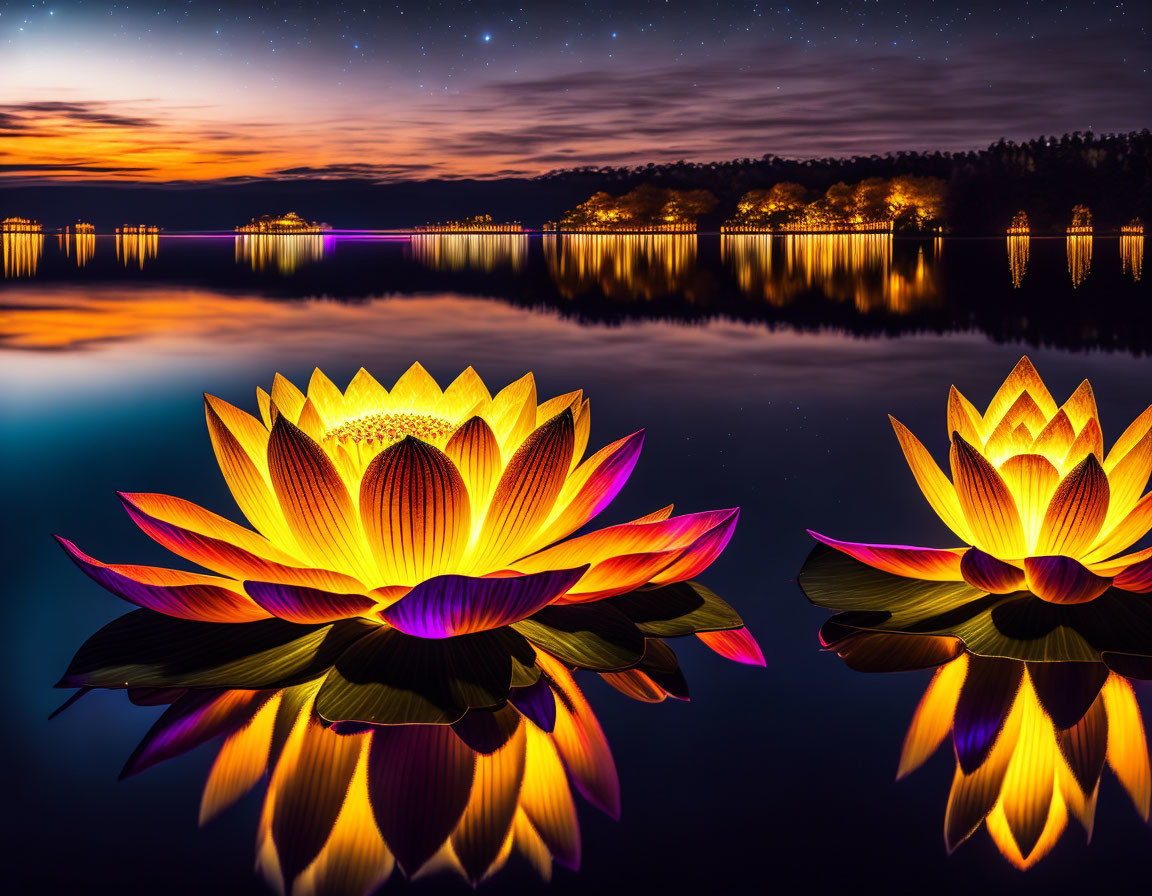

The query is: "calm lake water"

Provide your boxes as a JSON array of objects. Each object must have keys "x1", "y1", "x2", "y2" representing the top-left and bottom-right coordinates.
[{"x1": 2, "y1": 233, "x2": 1150, "y2": 894}]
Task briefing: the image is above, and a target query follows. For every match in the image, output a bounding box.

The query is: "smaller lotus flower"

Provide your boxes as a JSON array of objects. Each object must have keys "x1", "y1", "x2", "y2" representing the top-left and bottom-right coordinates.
[{"x1": 813, "y1": 356, "x2": 1152, "y2": 605}]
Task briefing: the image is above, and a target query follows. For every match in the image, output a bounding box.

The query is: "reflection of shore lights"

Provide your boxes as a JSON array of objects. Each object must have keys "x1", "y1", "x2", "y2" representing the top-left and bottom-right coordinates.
[
  {"x1": 2, "y1": 232, "x2": 43, "y2": 277},
  {"x1": 235, "y1": 233, "x2": 328, "y2": 273},
  {"x1": 545, "y1": 233, "x2": 698, "y2": 299},
  {"x1": 1066, "y1": 234, "x2": 1092, "y2": 287},
  {"x1": 1121, "y1": 234, "x2": 1143, "y2": 282},
  {"x1": 1007, "y1": 234, "x2": 1030, "y2": 287},
  {"x1": 116, "y1": 230, "x2": 159, "y2": 269},
  {"x1": 410, "y1": 233, "x2": 527, "y2": 272}
]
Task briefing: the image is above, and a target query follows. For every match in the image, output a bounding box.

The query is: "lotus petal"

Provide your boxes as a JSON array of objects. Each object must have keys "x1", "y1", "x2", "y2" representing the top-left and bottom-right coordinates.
[
  {"x1": 1054, "y1": 694, "x2": 1108, "y2": 794},
  {"x1": 359, "y1": 436, "x2": 471, "y2": 586},
  {"x1": 343, "y1": 368, "x2": 388, "y2": 416},
  {"x1": 1024, "y1": 555, "x2": 1112, "y2": 605},
  {"x1": 520, "y1": 722, "x2": 580, "y2": 870},
  {"x1": 601, "y1": 668, "x2": 669, "y2": 703},
  {"x1": 983, "y1": 358, "x2": 1058, "y2": 428},
  {"x1": 56, "y1": 537, "x2": 267, "y2": 623},
  {"x1": 810, "y1": 531, "x2": 963, "y2": 580},
  {"x1": 996, "y1": 454, "x2": 1060, "y2": 549},
  {"x1": 119, "y1": 492, "x2": 364, "y2": 593},
  {"x1": 531, "y1": 654, "x2": 619, "y2": 817},
  {"x1": 121, "y1": 689, "x2": 266, "y2": 778},
  {"x1": 379, "y1": 567, "x2": 586, "y2": 638},
  {"x1": 1114, "y1": 553, "x2": 1152, "y2": 592},
  {"x1": 536, "y1": 430, "x2": 644, "y2": 548},
  {"x1": 270, "y1": 373, "x2": 307, "y2": 424},
  {"x1": 368, "y1": 724, "x2": 476, "y2": 876},
  {"x1": 509, "y1": 676, "x2": 557, "y2": 733},
  {"x1": 823, "y1": 627, "x2": 964, "y2": 673},
  {"x1": 950, "y1": 433, "x2": 1027, "y2": 558},
  {"x1": 445, "y1": 416, "x2": 502, "y2": 511},
  {"x1": 1061, "y1": 417, "x2": 1103, "y2": 471},
  {"x1": 1000, "y1": 684, "x2": 1057, "y2": 861},
  {"x1": 1035, "y1": 454, "x2": 1110, "y2": 557},
  {"x1": 944, "y1": 692, "x2": 1023, "y2": 852},
  {"x1": 1060, "y1": 379, "x2": 1099, "y2": 432},
  {"x1": 201, "y1": 692, "x2": 281, "y2": 824},
  {"x1": 451, "y1": 722, "x2": 527, "y2": 883},
  {"x1": 948, "y1": 386, "x2": 986, "y2": 446},
  {"x1": 1026, "y1": 661, "x2": 1108, "y2": 730},
  {"x1": 472, "y1": 410, "x2": 574, "y2": 571},
  {"x1": 268, "y1": 713, "x2": 364, "y2": 881},
  {"x1": 1032, "y1": 410, "x2": 1077, "y2": 467},
  {"x1": 1100, "y1": 676, "x2": 1152, "y2": 819},
  {"x1": 483, "y1": 372, "x2": 536, "y2": 452},
  {"x1": 648, "y1": 508, "x2": 740, "y2": 585},
  {"x1": 267, "y1": 416, "x2": 376, "y2": 583},
  {"x1": 388, "y1": 361, "x2": 443, "y2": 411},
  {"x1": 898, "y1": 655, "x2": 968, "y2": 778},
  {"x1": 959, "y1": 547, "x2": 1025, "y2": 593},
  {"x1": 451, "y1": 705, "x2": 522, "y2": 755},
  {"x1": 1090, "y1": 493, "x2": 1152, "y2": 567},
  {"x1": 441, "y1": 366, "x2": 492, "y2": 418},
  {"x1": 243, "y1": 581, "x2": 377, "y2": 624},
  {"x1": 608, "y1": 580, "x2": 744, "y2": 637},
  {"x1": 952, "y1": 657, "x2": 1023, "y2": 773},
  {"x1": 1105, "y1": 403, "x2": 1152, "y2": 471},
  {"x1": 697, "y1": 627, "x2": 765, "y2": 667},
  {"x1": 890, "y1": 416, "x2": 971, "y2": 542}
]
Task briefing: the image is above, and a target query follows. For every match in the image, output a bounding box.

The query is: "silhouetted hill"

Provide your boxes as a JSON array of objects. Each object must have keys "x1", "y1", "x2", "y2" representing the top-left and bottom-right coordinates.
[{"x1": 3, "y1": 131, "x2": 1149, "y2": 233}]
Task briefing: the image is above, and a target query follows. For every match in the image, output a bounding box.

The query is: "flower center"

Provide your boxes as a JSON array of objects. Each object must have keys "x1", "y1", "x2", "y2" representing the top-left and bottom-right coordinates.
[{"x1": 324, "y1": 412, "x2": 456, "y2": 448}]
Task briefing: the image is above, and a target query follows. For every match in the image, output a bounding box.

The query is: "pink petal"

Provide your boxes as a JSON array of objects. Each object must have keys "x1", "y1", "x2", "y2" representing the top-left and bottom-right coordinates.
[
  {"x1": 809, "y1": 531, "x2": 963, "y2": 580},
  {"x1": 1024, "y1": 555, "x2": 1113, "y2": 605},
  {"x1": 697, "y1": 627, "x2": 766, "y2": 667}
]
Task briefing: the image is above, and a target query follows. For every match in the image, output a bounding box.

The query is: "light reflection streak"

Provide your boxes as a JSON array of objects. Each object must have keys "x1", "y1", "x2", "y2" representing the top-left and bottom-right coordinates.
[
  {"x1": 116, "y1": 231, "x2": 159, "y2": 269},
  {"x1": 544, "y1": 233, "x2": 698, "y2": 300},
  {"x1": 235, "y1": 233, "x2": 329, "y2": 273},
  {"x1": 1066, "y1": 234, "x2": 1092, "y2": 287},
  {"x1": 1007, "y1": 234, "x2": 1030, "y2": 287},
  {"x1": 409, "y1": 233, "x2": 528, "y2": 272},
  {"x1": 58, "y1": 232, "x2": 96, "y2": 268},
  {"x1": 2, "y1": 232, "x2": 44, "y2": 278},
  {"x1": 722, "y1": 233, "x2": 939, "y2": 312},
  {"x1": 1121, "y1": 235, "x2": 1143, "y2": 282}
]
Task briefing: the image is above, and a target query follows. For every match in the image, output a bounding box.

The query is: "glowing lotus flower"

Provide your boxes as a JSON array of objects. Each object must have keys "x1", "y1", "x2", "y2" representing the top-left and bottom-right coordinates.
[
  {"x1": 813, "y1": 356, "x2": 1152, "y2": 605},
  {"x1": 900, "y1": 654, "x2": 1149, "y2": 869},
  {"x1": 55, "y1": 365, "x2": 762, "y2": 714}
]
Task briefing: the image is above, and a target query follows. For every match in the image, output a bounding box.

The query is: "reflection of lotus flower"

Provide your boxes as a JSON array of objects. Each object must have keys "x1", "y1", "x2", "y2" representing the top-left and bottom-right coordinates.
[
  {"x1": 900, "y1": 654, "x2": 1149, "y2": 869},
  {"x1": 104, "y1": 652, "x2": 619, "y2": 892},
  {"x1": 56, "y1": 365, "x2": 762, "y2": 727},
  {"x1": 813, "y1": 357, "x2": 1152, "y2": 605}
]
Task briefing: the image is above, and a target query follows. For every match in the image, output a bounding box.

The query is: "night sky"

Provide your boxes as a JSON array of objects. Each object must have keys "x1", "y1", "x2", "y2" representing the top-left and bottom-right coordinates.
[{"x1": 1, "y1": 0, "x2": 1149, "y2": 182}]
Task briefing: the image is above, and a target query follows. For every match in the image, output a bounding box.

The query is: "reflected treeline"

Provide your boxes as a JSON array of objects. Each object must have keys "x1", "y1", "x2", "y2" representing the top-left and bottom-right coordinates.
[
  {"x1": 1007, "y1": 235, "x2": 1029, "y2": 287},
  {"x1": 1121, "y1": 234, "x2": 1143, "y2": 282},
  {"x1": 116, "y1": 230, "x2": 159, "y2": 269},
  {"x1": 544, "y1": 233, "x2": 699, "y2": 300},
  {"x1": 2, "y1": 232, "x2": 44, "y2": 278},
  {"x1": 1066, "y1": 235, "x2": 1093, "y2": 287},
  {"x1": 410, "y1": 233, "x2": 528, "y2": 272},
  {"x1": 236, "y1": 233, "x2": 329, "y2": 273},
  {"x1": 58, "y1": 232, "x2": 96, "y2": 267},
  {"x1": 724, "y1": 233, "x2": 940, "y2": 313}
]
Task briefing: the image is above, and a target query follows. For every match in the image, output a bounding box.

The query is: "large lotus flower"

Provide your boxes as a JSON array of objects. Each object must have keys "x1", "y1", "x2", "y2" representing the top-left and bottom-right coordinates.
[
  {"x1": 56, "y1": 365, "x2": 761, "y2": 727},
  {"x1": 813, "y1": 356, "x2": 1152, "y2": 605},
  {"x1": 899, "y1": 654, "x2": 1149, "y2": 869}
]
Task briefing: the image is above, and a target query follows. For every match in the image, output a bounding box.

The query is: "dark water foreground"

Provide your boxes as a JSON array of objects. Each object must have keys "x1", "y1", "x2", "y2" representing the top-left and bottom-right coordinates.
[{"x1": 1, "y1": 233, "x2": 1150, "y2": 894}]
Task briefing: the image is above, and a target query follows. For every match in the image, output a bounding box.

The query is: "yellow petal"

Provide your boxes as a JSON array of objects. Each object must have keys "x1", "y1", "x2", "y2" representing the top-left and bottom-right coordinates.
[
  {"x1": 1101, "y1": 675, "x2": 1151, "y2": 820},
  {"x1": 470, "y1": 410, "x2": 574, "y2": 571},
  {"x1": 1032, "y1": 409, "x2": 1076, "y2": 467},
  {"x1": 305, "y1": 368, "x2": 346, "y2": 423},
  {"x1": 271, "y1": 373, "x2": 307, "y2": 425},
  {"x1": 519, "y1": 724, "x2": 580, "y2": 871},
  {"x1": 359, "y1": 437, "x2": 471, "y2": 586},
  {"x1": 997, "y1": 454, "x2": 1060, "y2": 551},
  {"x1": 1086, "y1": 492, "x2": 1152, "y2": 565},
  {"x1": 1061, "y1": 416, "x2": 1103, "y2": 473},
  {"x1": 985, "y1": 788, "x2": 1068, "y2": 870},
  {"x1": 441, "y1": 367, "x2": 491, "y2": 418},
  {"x1": 947, "y1": 386, "x2": 986, "y2": 446},
  {"x1": 445, "y1": 416, "x2": 503, "y2": 516},
  {"x1": 571, "y1": 399, "x2": 591, "y2": 471},
  {"x1": 998, "y1": 681, "x2": 1057, "y2": 863},
  {"x1": 1034, "y1": 454, "x2": 1110, "y2": 558},
  {"x1": 343, "y1": 368, "x2": 388, "y2": 417},
  {"x1": 898, "y1": 655, "x2": 968, "y2": 779},
  {"x1": 1060, "y1": 379, "x2": 1099, "y2": 432},
  {"x1": 257, "y1": 387, "x2": 273, "y2": 429},
  {"x1": 950, "y1": 433, "x2": 1027, "y2": 558},
  {"x1": 294, "y1": 398, "x2": 328, "y2": 444},
  {"x1": 1102, "y1": 428, "x2": 1152, "y2": 532},
  {"x1": 1105, "y1": 403, "x2": 1152, "y2": 472},
  {"x1": 267, "y1": 416, "x2": 376, "y2": 583},
  {"x1": 983, "y1": 357, "x2": 1057, "y2": 430},
  {"x1": 205, "y1": 394, "x2": 297, "y2": 552},
  {"x1": 535, "y1": 390, "x2": 582, "y2": 427},
  {"x1": 486, "y1": 373, "x2": 537, "y2": 454},
  {"x1": 890, "y1": 416, "x2": 971, "y2": 543},
  {"x1": 201, "y1": 692, "x2": 281, "y2": 824},
  {"x1": 389, "y1": 362, "x2": 442, "y2": 411}
]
